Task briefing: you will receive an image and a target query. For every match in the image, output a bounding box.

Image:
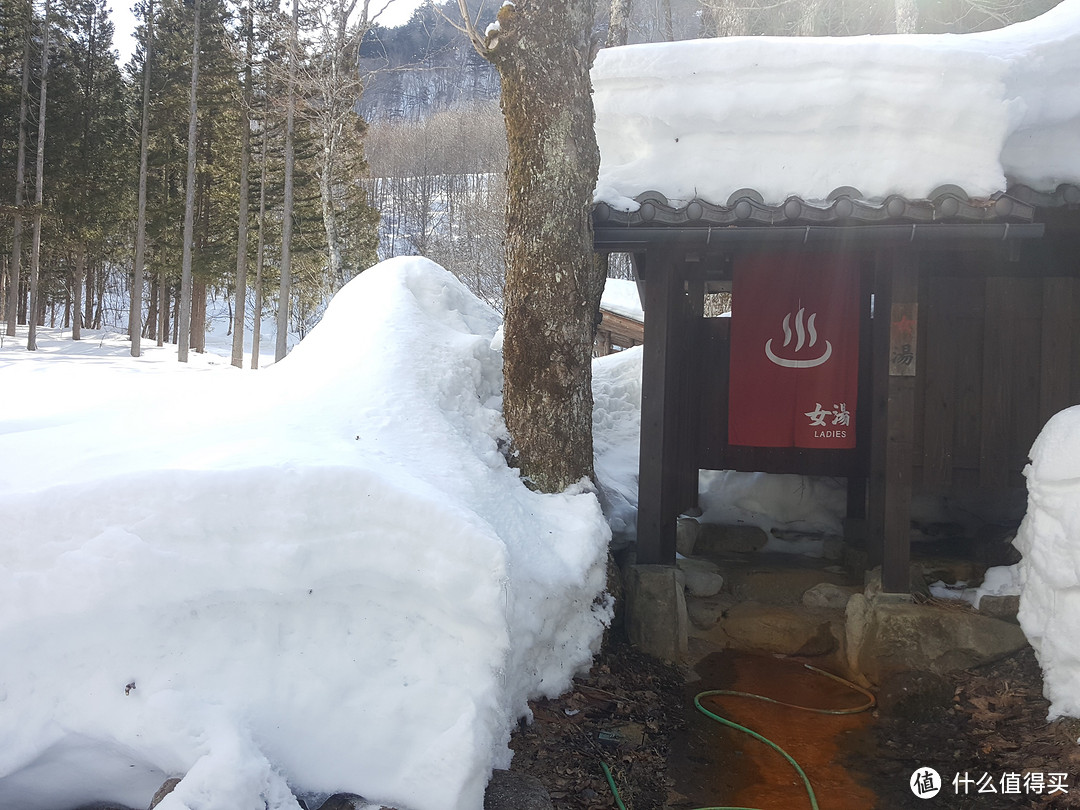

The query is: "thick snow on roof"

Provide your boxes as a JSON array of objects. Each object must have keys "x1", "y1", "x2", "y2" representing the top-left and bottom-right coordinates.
[{"x1": 593, "y1": 0, "x2": 1080, "y2": 209}]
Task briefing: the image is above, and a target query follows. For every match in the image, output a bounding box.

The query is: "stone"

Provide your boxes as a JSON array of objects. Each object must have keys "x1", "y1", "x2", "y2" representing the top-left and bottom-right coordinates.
[
  {"x1": 802, "y1": 582, "x2": 857, "y2": 610},
  {"x1": 695, "y1": 524, "x2": 768, "y2": 555},
  {"x1": 822, "y1": 535, "x2": 845, "y2": 561},
  {"x1": 732, "y1": 567, "x2": 851, "y2": 605},
  {"x1": 708, "y1": 601, "x2": 839, "y2": 657},
  {"x1": 876, "y1": 670, "x2": 955, "y2": 721},
  {"x1": 979, "y1": 594, "x2": 1020, "y2": 623},
  {"x1": 625, "y1": 564, "x2": 688, "y2": 662},
  {"x1": 852, "y1": 600, "x2": 1029, "y2": 685},
  {"x1": 686, "y1": 593, "x2": 738, "y2": 630},
  {"x1": 149, "y1": 779, "x2": 182, "y2": 809},
  {"x1": 676, "y1": 518, "x2": 701, "y2": 557},
  {"x1": 484, "y1": 769, "x2": 554, "y2": 810},
  {"x1": 676, "y1": 556, "x2": 724, "y2": 598}
]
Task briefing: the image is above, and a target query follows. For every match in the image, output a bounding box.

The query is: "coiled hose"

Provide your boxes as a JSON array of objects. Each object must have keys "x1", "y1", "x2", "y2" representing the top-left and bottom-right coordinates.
[{"x1": 602, "y1": 663, "x2": 876, "y2": 810}]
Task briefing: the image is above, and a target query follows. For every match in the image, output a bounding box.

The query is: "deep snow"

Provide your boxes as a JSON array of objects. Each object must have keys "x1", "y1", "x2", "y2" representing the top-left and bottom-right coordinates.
[{"x1": 0, "y1": 258, "x2": 612, "y2": 810}]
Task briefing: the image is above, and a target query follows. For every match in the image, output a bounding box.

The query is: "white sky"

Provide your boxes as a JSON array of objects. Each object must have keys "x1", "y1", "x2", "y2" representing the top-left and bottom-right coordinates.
[{"x1": 108, "y1": 0, "x2": 429, "y2": 65}]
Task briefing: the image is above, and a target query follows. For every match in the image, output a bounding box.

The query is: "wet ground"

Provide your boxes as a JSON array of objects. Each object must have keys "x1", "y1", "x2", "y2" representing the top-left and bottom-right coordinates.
[{"x1": 668, "y1": 650, "x2": 877, "y2": 810}]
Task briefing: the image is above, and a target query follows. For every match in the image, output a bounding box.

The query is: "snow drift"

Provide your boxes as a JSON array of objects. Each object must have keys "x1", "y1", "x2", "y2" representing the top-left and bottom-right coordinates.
[
  {"x1": 0, "y1": 257, "x2": 612, "y2": 810},
  {"x1": 1016, "y1": 405, "x2": 1080, "y2": 720},
  {"x1": 592, "y1": 0, "x2": 1080, "y2": 208}
]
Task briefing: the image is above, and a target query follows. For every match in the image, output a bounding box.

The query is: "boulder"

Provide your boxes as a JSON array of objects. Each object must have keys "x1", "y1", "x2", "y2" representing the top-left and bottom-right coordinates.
[
  {"x1": 676, "y1": 518, "x2": 701, "y2": 557},
  {"x1": 850, "y1": 599, "x2": 1028, "y2": 685},
  {"x1": 676, "y1": 557, "x2": 724, "y2": 598},
  {"x1": 484, "y1": 770, "x2": 554, "y2": 810},
  {"x1": 802, "y1": 582, "x2": 858, "y2": 610},
  {"x1": 148, "y1": 779, "x2": 181, "y2": 809},
  {"x1": 702, "y1": 601, "x2": 839, "y2": 657},
  {"x1": 978, "y1": 594, "x2": 1020, "y2": 623},
  {"x1": 686, "y1": 593, "x2": 738, "y2": 630}
]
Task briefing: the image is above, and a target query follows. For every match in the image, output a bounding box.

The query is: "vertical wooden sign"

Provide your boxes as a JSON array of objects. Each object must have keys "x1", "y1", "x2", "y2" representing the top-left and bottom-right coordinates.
[{"x1": 889, "y1": 303, "x2": 918, "y2": 376}]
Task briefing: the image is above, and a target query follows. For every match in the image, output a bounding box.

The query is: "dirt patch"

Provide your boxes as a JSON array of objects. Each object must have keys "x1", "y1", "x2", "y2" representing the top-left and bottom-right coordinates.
[
  {"x1": 850, "y1": 646, "x2": 1080, "y2": 809},
  {"x1": 510, "y1": 640, "x2": 1080, "y2": 810}
]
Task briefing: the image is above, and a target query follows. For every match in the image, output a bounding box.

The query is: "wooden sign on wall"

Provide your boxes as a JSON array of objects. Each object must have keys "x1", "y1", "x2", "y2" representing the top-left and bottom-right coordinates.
[{"x1": 890, "y1": 303, "x2": 918, "y2": 376}]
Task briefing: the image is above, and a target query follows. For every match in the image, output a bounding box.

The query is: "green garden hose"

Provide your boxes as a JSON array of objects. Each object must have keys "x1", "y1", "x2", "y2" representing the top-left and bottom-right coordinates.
[{"x1": 602, "y1": 663, "x2": 876, "y2": 810}]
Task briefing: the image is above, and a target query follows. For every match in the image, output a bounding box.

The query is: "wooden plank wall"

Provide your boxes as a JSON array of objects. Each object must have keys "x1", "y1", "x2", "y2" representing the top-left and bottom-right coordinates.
[{"x1": 916, "y1": 254, "x2": 1080, "y2": 493}]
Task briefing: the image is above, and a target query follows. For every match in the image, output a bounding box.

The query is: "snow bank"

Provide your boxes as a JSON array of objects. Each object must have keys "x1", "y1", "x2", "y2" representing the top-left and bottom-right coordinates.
[
  {"x1": 593, "y1": 0, "x2": 1080, "y2": 208},
  {"x1": 0, "y1": 257, "x2": 612, "y2": 810},
  {"x1": 1016, "y1": 405, "x2": 1080, "y2": 720},
  {"x1": 592, "y1": 346, "x2": 643, "y2": 544}
]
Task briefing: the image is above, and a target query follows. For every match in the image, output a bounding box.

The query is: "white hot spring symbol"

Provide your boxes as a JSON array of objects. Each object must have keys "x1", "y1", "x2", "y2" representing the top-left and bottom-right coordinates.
[{"x1": 765, "y1": 308, "x2": 833, "y2": 368}]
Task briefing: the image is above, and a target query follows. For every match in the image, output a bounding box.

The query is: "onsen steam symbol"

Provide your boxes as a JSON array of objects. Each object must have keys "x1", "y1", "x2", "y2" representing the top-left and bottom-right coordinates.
[{"x1": 765, "y1": 307, "x2": 833, "y2": 368}]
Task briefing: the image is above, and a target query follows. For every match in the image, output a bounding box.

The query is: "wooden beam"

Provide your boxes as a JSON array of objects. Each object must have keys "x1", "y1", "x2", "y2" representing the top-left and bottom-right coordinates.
[
  {"x1": 869, "y1": 249, "x2": 919, "y2": 593},
  {"x1": 636, "y1": 251, "x2": 683, "y2": 565}
]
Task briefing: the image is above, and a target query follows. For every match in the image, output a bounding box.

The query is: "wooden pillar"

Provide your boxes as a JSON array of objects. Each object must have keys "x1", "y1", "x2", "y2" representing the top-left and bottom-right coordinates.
[
  {"x1": 869, "y1": 249, "x2": 919, "y2": 593},
  {"x1": 636, "y1": 250, "x2": 683, "y2": 565}
]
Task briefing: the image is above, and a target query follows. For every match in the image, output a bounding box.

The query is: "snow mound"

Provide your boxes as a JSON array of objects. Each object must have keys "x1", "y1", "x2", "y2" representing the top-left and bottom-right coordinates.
[
  {"x1": 0, "y1": 257, "x2": 612, "y2": 810},
  {"x1": 1016, "y1": 405, "x2": 1080, "y2": 720},
  {"x1": 599, "y1": 279, "x2": 643, "y2": 323},
  {"x1": 593, "y1": 0, "x2": 1080, "y2": 208}
]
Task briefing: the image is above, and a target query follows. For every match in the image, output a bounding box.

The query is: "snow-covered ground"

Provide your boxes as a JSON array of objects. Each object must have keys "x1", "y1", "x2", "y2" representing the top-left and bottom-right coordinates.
[
  {"x1": 593, "y1": 0, "x2": 1080, "y2": 208},
  {"x1": 0, "y1": 257, "x2": 611, "y2": 810}
]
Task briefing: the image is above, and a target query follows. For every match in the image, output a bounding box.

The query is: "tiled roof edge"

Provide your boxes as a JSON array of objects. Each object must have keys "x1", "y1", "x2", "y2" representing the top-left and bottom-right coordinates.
[{"x1": 591, "y1": 185, "x2": 1063, "y2": 227}]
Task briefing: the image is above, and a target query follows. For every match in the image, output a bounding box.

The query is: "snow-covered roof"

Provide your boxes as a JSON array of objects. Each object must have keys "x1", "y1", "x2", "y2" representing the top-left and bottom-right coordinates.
[
  {"x1": 592, "y1": 0, "x2": 1080, "y2": 211},
  {"x1": 600, "y1": 278, "x2": 643, "y2": 322}
]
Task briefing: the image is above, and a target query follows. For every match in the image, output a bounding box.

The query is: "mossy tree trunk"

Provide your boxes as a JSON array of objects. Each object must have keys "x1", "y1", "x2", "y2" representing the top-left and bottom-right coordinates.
[{"x1": 476, "y1": 0, "x2": 604, "y2": 493}]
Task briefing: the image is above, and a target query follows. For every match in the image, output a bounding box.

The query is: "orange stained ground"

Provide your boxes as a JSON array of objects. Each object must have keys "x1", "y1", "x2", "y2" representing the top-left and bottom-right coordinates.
[{"x1": 669, "y1": 651, "x2": 879, "y2": 810}]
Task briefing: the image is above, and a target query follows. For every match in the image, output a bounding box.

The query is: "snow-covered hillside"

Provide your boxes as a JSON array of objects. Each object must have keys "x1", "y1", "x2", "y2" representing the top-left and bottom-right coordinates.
[{"x1": 0, "y1": 258, "x2": 611, "y2": 810}]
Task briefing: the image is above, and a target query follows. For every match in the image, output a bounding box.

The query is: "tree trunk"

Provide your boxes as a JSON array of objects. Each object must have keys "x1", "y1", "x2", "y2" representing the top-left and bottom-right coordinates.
[
  {"x1": 276, "y1": 0, "x2": 298, "y2": 363},
  {"x1": 5, "y1": 25, "x2": 31, "y2": 337},
  {"x1": 895, "y1": 0, "x2": 919, "y2": 32},
  {"x1": 131, "y1": 0, "x2": 154, "y2": 357},
  {"x1": 231, "y1": 3, "x2": 254, "y2": 368},
  {"x1": 606, "y1": 0, "x2": 631, "y2": 46},
  {"x1": 27, "y1": 0, "x2": 51, "y2": 352},
  {"x1": 251, "y1": 93, "x2": 270, "y2": 370},
  {"x1": 72, "y1": 243, "x2": 85, "y2": 340},
  {"x1": 177, "y1": 0, "x2": 201, "y2": 362},
  {"x1": 480, "y1": 0, "x2": 604, "y2": 492}
]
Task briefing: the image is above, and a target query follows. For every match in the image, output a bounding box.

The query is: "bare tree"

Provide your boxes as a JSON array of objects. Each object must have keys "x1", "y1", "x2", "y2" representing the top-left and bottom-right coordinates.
[
  {"x1": 5, "y1": 14, "x2": 31, "y2": 337},
  {"x1": 177, "y1": 0, "x2": 201, "y2": 363},
  {"x1": 130, "y1": 0, "x2": 154, "y2": 357},
  {"x1": 453, "y1": 0, "x2": 604, "y2": 493},
  {"x1": 27, "y1": 0, "x2": 51, "y2": 352},
  {"x1": 231, "y1": 1, "x2": 254, "y2": 368},
  {"x1": 276, "y1": 0, "x2": 298, "y2": 363}
]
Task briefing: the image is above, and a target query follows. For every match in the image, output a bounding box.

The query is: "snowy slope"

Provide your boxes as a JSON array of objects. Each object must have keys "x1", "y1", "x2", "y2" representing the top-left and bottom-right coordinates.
[
  {"x1": 593, "y1": 0, "x2": 1080, "y2": 208},
  {"x1": 0, "y1": 257, "x2": 611, "y2": 810}
]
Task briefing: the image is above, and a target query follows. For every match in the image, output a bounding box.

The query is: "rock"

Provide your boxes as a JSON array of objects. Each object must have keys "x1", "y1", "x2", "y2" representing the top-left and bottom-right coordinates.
[
  {"x1": 802, "y1": 582, "x2": 857, "y2": 610},
  {"x1": 876, "y1": 670, "x2": 954, "y2": 721},
  {"x1": 732, "y1": 567, "x2": 851, "y2": 605},
  {"x1": 484, "y1": 769, "x2": 554, "y2": 810},
  {"x1": 852, "y1": 600, "x2": 1029, "y2": 685},
  {"x1": 979, "y1": 594, "x2": 1020, "y2": 623},
  {"x1": 822, "y1": 535, "x2": 845, "y2": 561},
  {"x1": 625, "y1": 564, "x2": 688, "y2": 662},
  {"x1": 686, "y1": 593, "x2": 737, "y2": 630},
  {"x1": 676, "y1": 518, "x2": 701, "y2": 557},
  {"x1": 676, "y1": 557, "x2": 724, "y2": 598},
  {"x1": 695, "y1": 524, "x2": 768, "y2": 555},
  {"x1": 706, "y1": 601, "x2": 839, "y2": 657},
  {"x1": 148, "y1": 779, "x2": 181, "y2": 809}
]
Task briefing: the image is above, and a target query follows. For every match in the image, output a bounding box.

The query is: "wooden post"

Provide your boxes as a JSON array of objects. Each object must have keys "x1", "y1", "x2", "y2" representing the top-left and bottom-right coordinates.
[
  {"x1": 869, "y1": 249, "x2": 919, "y2": 593},
  {"x1": 636, "y1": 250, "x2": 683, "y2": 565}
]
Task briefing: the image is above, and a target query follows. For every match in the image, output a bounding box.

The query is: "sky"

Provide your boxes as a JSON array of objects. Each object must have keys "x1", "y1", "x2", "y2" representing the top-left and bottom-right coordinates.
[{"x1": 108, "y1": 0, "x2": 430, "y2": 64}]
